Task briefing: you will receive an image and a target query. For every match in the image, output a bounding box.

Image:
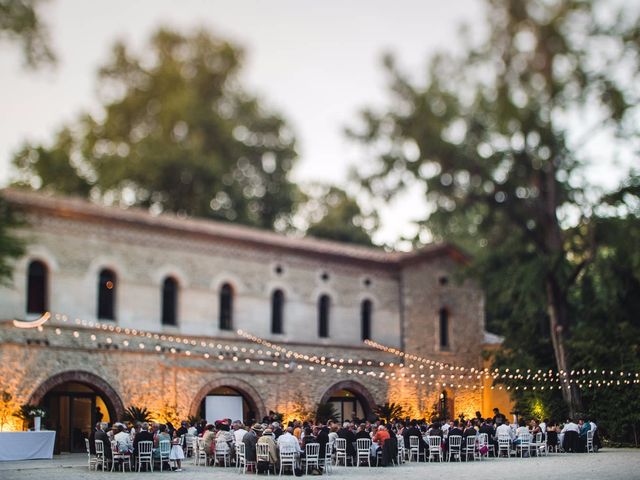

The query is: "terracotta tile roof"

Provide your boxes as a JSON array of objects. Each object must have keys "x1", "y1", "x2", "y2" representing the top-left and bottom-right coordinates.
[{"x1": 2, "y1": 188, "x2": 462, "y2": 268}]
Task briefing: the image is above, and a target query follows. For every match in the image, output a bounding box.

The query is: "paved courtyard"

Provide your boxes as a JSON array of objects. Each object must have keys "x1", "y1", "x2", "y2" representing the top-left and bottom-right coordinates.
[{"x1": 1, "y1": 450, "x2": 639, "y2": 480}]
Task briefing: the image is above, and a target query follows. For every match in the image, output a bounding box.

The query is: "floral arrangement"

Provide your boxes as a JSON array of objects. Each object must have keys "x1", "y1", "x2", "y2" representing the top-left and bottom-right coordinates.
[{"x1": 27, "y1": 407, "x2": 46, "y2": 418}]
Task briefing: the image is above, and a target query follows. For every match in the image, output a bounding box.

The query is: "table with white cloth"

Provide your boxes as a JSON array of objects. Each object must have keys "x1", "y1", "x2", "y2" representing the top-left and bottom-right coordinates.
[{"x1": 0, "y1": 431, "x2": 56, "y2": 461}]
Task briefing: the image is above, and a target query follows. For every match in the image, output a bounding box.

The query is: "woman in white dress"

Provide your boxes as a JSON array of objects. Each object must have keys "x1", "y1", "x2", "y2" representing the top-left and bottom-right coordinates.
[{"x1": 169, "y1": 431, "x2": 185, "y2": 471}]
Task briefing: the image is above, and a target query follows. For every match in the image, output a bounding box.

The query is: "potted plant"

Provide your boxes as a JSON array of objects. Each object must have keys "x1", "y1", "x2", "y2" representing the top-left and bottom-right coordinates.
[{"x1": 28, "y1": 407, "x2": 46, "y2": 431}]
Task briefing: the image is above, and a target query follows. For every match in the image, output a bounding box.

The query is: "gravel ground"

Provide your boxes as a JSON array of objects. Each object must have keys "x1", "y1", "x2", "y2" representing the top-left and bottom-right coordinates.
[{"x1": 1, "y1": 450, "x2": 639, "y2": 480}]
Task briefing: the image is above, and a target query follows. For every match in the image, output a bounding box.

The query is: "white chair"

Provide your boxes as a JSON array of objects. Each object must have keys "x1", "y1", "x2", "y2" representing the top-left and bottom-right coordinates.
[
  {"x1": 257, "y1": 443, "x2": 274, "y2": 474},
  {"x1": 396, "y1": 436, "x2": 405, "y2": 464},
  {"x1": 478, "y1": 433, "x2": 490, "y2": 460},
  {"x1": 586, "y1": 430, "x2": 595, "y2": 453},
  {"x1": 94, "y1": 439, "x2": 110, "y2": 471},
  {"x1": 110, "y1": 439, "x2": 132, "y2": 473},
  {"x1": 216, "y1": 441, "x2": 231, "y2": 467},
  {"x1": 409, "y1": 436, "x2": 426, "y2": 462},
  {"x1": 195, "y1": 438, "x2": 208, "y2": 466},
  {"x1": 185, "y1": 433, "x2": 194, "y2": 457},
  {"x1": 534, "y1": 432, "x2": 547, "y2": 456},
  {"x1": 428, "y1": 436, "x2": 442, "y2": 462},
  {"x1": 137, "y1": 440, "x2": 154, "y2": 472},
  {"x1": 158, "y1": 439, "x2": 171, "y2": 471},
  {"x1": 497, "y1": 434, "x2": 511, "y2": 458},
  {"x1": 279, "y1": 446, "x2": 297, "y2": 476},
  {"x1": 516, "y1": 433, "x2": 532, "y2": 458},
  {"x1": 322, "y1": 442, "x2": 333, "y2": 473},
  {"x1": 85, "y1": 438, "x2": 96, "y2": 470},
  {"x1": 334, "y1": 438, "x2": 348, "y2": 466},
  {"x1": 464, "y1": 435, "x2": 478, "y2": 461},
  {"x1": 236, "y1": 442, "x2": 251, "y2": 474},
  {"x1": 356, "y1": 438, "x2": 371, "y2": 467},
  {"x1": 305, "y1": 443, "x2": 321, "y2": 474},
  {"x1": 447, "y1": 435, "x2": 462, "y2": 462}
]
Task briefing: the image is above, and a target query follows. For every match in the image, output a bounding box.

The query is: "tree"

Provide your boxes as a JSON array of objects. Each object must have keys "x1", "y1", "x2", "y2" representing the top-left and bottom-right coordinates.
[
  {"x1": 0, "y1": 0, "x2": 56, "y2": 68},
  {"x1": 349, "y1": 0, "x2": 640, "y2": 416},
  {"x1": 374, "y1": 402, "x2": 405, "y2": 423},
  {"x1": 13, "y1": 27, "x2": 299, "y2": 230},
  {"x1": 0, "y1": 197, "x2": 26, "y2": 286},
  {"x1": 301, "y1": 184, "x2": 378, "y2": 246}
]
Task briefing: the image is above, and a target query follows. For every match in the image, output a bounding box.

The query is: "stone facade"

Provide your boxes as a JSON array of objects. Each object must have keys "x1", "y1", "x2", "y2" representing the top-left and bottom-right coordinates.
[{"x1": 0, "y1": 189, "x2": 504, "y2": 434}]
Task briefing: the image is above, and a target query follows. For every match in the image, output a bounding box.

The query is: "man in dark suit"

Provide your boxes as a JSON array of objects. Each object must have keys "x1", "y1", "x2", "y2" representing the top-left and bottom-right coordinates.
[
  {"x1": 94, "y1": 422, "x2": 112, "y2": 461},
  {"x1": 133, "y1": 422, "x2": 154, "y2": 470},
  {"x1": 337, "y1": 422, "x2": 356, "y2": 463},
  {"x1": 403, "y1": 420, "x2": 427, "y2": 456},
  {"x1": 445, "y1": 420, "x2": 464, "y2": 455}
]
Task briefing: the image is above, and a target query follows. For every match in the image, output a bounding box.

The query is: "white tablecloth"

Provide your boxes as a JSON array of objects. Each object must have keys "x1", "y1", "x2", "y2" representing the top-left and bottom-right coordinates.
[{"x1": 0, "y1": 431, "x2": 56, "y2": 461}]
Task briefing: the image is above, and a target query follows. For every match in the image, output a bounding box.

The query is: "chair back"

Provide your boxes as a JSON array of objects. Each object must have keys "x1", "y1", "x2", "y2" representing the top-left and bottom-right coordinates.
[
  {"x1": 138, "y1": 440, "x2": 153, "y2": 455},
  {"x1": 159, "y1": 439, "x2": 171, "y2": 456},
  {"x1": 409, "y1": 435, "x2": 419, "y2": 449},
  {"x1": 306, "y1": 442, "x2": 320, "y2": 459},
  {"x1": 256, "y1": 443, "x2": 270, "y2": 462},
  {"x1": 449, "y1": 435, "x2": 462, "y2": 450},
  {"x1": 519, "y1": 432, "x2": 531, "y2": 446},
  {"x1": 428, "y1": 435, "x2": 441, "y2": 452},
  {"x1": 356, "y1": 438, "x2": 371, "y2": 452},
  {"x1": 216, "y1": 441, "x2": 230, "y2": 453},
  {"x1": 280, "y1": 447, "x2": 296, "y2": 462},
  {"x1": 185, "y1": 433, "x2": 194, "y2": 449},
  {"x1": 335, "y1": 438, "x2": 346, "y2": 452},
  {"x1": 95, "y1": 440, "x2": 105, "y2": 456},
  {"x1": 465, "y1": 436, "x2": 476, "y2": 450},
  {"x1": 478, "y1": 433, "x2": 488, "y2": 446},
  {"x1": 236, "y1": 441, "x2": 246, "y2": 459},
  {"x1": 325, "y1": 442, "x2": 333, "y2": 459},
  {"x1": 498, "y1": 434, "x2": 510, "y2": 447}
]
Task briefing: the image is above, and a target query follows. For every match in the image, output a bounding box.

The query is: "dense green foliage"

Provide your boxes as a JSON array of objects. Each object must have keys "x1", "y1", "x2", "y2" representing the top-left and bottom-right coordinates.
[
  {"x1": 303, "y1": 185, "x2": 378, "y2": 246},
  {"x1": 0, "y1": 198, "x2": 25, "y2": 287},
  {"x1": 13, "y1": 27, "x2": 300, "y2": 231},
  {"x1": 0, "y1": 0, "x2": 55, "y2": 68},
  {"x1": 349, "y1": 0, "x2": 640, "y2": 441}
]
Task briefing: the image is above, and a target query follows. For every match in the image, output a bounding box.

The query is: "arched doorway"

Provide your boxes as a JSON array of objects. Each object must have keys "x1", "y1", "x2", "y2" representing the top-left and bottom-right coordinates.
[
  {"x1": 30, "y1": 371, "x2": 124, "y2": 453},
  {"x1": 320, "y1": 380, "x2": 376, "y2": 422},
  {"x1": 190, "y1": 378, "x2": 265, "y2": 426}
]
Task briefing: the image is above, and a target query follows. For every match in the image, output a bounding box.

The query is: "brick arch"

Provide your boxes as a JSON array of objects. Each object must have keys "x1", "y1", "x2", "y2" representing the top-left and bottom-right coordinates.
[
  {"x1": 29, "y1": 370, "x2": 125, "y2": 420},
  {"x1": 189, "y1": 377, "x2": 266, "y2": 421},
  {"x1": 319, "y1": 380, "x2": 376, "y2": 420}
]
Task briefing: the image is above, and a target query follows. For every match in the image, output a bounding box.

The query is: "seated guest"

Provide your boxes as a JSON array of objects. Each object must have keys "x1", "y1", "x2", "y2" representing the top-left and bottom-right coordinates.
[
  {"x1": 257, "y1": 428, "x2": 279, "y2": 464},
  {"x1": 463, "y1": 420, "x2": 477, "y2": 439},
  {"x1": 561, "y1": 419, "x2": 580, "y2": 452},
  {"x1": 133, "y1": 422, "x2": 154, "y2": 457},
  {"x1": 215, "y1": 421, "x2": 235, "y2": 450},
  {"x1": 372, "y1": 425, "x2": 390, "y2": 448},
  {"x1": 153, "y1": 424, "x2": 172, "y2": 468},
  {"x1": 316, "y1": 425, "x2": 330, "y2": 458},
  {"x1": 578, "y1": 418, "x2": 591, "y2": 452},
  {"x1": 114, "y1": 424, "x2": 133, "y2": 453},
  {"x1": 202, "y1": 424, "x2": 216, "y2": 455},
  {"x1": 588, "y1": 417, "x2": 601, "y2": 451},
  {"x1": 338, "y1": 422, "x2": 356, "y2": 461},
  {"x1": 277, "y1": 426, "x2": 302, "y2": 454},
  {"x1": 328, "y1": 423, "x2": 339, "y2": 445},
  {"x1": 94, "y1": 422, "x2": 112, "y2": 460},
  {"x1": 514, "y1": 418, "x2": 529, "y2": 445},
  {"x1": 495, "y1": 419, "x2": 514, "y2": 442},
  {"x1": 243, "y1": 424, "x2": 263, "y2": 464},
  {"x1": 355, "y1": 424, "x2": 370, "y2": 440},
  {"x1": 233, "y1": 421, "x2": 248, "y2": 446},
  {"x1": 428, "y1": 421, "x2": 444, "y2": 438}
]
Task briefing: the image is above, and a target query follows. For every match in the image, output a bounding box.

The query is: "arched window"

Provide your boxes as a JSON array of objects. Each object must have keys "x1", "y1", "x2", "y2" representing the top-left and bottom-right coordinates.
[
  {"x1": 271, "y1": 289, "x2": 284, "y2": 334},
  {"x1": 361, "y1": 299, "x2": 372, "y2": 341},
  {"x1": 219, "y1": 283, "x2": 233, "y2": 330},
  {"x1": 97, "y1": 269, "x2": 116, "y2": 320},
  {"x1": 439, "y1": 308, "x2": 449, "y2": 349},
  {"x1": 318, "y1": 294, "x2": 330, "y2": 338},
  {"x1": 26, "y1": 260, "x2": 47, "y2": 314},
  {"x1": 162, "y1": 277, "x2": 178, "y2": 326}
]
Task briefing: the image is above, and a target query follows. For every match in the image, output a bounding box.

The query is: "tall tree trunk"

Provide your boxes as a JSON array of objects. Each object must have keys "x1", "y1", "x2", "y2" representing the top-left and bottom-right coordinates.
[{"x1": 546, "y1": 277, "x2": 582, "y2": 417}]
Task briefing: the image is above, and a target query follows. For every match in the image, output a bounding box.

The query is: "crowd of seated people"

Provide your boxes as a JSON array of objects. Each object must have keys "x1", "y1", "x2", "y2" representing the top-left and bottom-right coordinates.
[{"x1": 87, "y1": 407, "x2": 602, "y2": 473}]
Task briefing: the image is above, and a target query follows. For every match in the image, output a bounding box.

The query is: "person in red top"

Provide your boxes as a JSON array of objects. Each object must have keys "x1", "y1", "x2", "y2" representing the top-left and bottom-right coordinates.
[{"x1": 372, "y1": 425, "x2": 390, "y2": 447}]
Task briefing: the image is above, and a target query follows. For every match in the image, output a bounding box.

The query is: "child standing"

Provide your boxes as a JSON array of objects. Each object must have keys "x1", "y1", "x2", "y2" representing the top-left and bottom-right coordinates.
[{"x1": 169, "y1": 432, "x2": 185, "y2": 471}]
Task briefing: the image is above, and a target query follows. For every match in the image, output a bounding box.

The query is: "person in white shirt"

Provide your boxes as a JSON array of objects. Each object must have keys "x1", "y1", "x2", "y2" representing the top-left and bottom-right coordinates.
[
  {"x1": 561, "y1": 420, "x2": 580, "y2": 433},
  {"x1": 187, "y1": 423, "x2": 198, "y2": 436},
  {"x1": 496, "y1": 420, "x2": 514, "y2": 441},
  {"x1": 114, "y1": 424, "x2": 133, "y2": 453},
  {"x1": 277, "y1": 427, "x2": 302, "y2": 454},
  {"x1": 233, "y1": 421, "x2": 248, "y2": 446},
  {"x1": 539, "y1": 419, "x2": 547, "y2": 434},
  {"x1": 514, "y1": 419, "x2": 530, "y2": 444}
]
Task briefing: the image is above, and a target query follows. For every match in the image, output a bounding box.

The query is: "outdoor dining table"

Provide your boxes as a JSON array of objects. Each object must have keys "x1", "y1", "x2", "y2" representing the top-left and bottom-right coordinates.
[{"x1": 0, "y1": 431, "x2": 56, "y2": 461}]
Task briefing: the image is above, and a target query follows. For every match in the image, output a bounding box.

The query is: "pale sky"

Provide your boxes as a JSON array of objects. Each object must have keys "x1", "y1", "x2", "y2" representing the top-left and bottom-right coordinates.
[{"x1": 0, "y1": 0, "x2": 629, "y2": 246}]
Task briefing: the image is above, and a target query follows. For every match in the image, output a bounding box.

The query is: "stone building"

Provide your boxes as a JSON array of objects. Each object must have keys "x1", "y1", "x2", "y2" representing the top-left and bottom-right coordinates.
[{"x1": 0, "y1": 188, "x2": 510, "y2": 452}]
